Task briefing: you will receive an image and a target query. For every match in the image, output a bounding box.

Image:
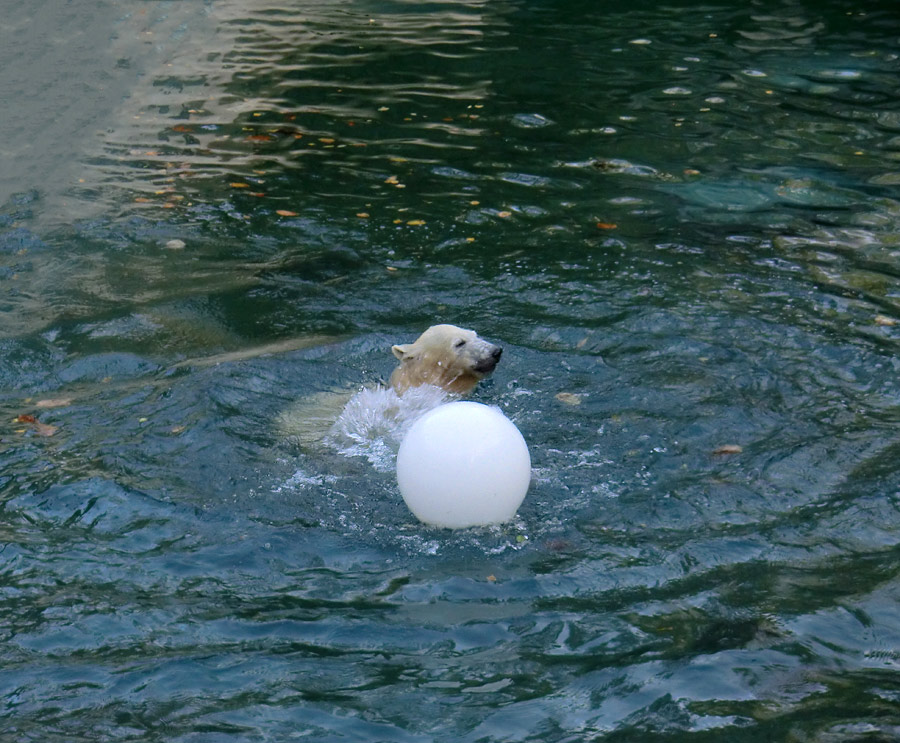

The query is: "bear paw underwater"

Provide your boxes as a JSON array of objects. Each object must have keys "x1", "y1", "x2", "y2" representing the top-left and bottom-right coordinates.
[{"x1": 390, "y1": 324, "x2": 502, "y2": 395}]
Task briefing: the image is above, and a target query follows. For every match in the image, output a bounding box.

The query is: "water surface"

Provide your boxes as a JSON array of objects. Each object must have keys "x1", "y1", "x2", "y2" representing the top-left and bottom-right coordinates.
[{"x1": 2, "y1": 1, "x2": 900, "y2": 741}]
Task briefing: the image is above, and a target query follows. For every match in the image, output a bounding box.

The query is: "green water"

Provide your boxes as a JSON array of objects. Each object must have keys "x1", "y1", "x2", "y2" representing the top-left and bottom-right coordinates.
[{"x1": 2, "y1": 1, "x2": 900, "y2": 740}]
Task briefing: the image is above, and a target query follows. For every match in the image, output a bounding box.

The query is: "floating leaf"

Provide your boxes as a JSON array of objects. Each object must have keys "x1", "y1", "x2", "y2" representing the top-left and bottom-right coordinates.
[
  {"x1": 14, "y1": 414, "x2": 58, "y2": 436},
  {"x1": 230, "y1": 182, "x2": 250, "y2": 188},
  {"x1": 172, "y1": 125, "x2": 193, "y2": 132},
  {"x1": 35, "y1": 398, "x2": 72, "y2": 409},
  {"x1": 497, "y1": 211, "x2": 512, "y2": 218},
  {"x1": 406, "y1": 219, "x2": 426, "y2": 226},
  {"x1": 319, "y1": 137, "x2": 335, "y2": 144},
  {"x1": 712, "y1": 444, "x2": 743, "y2": 455},
  {"x1": 555, "y1": 392, "x2": 582, "y2": 405},
  {"x1": 875, "y1": 315, "x2": 897, "y2": 326},
  {"x1": 356, "y1": 212, "x2": 370, "y2": 218},
  {"x1": 276, "y1": 209, "x2": 299, "y2": 217},
  {"x1": 596, "y1": 222, "x2": 618, "y2": 229},
  {"x1": 384, "y1": 175, "x2": 399, "y2": 185},
  {"x1": 246, "y1": 134, "x2": 274, "y2": 142}
]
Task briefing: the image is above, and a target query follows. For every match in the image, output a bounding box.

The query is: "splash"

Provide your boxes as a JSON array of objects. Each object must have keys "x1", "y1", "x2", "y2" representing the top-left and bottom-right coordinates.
[{"x1": 325, "y1": 385, "x2": 450, "y2": 471}]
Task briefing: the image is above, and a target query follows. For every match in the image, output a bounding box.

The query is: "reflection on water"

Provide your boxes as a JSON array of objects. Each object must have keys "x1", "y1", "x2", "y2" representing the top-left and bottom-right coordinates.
[{"x1": 2, "y1": 0, "x2": 900, "y2": 741}]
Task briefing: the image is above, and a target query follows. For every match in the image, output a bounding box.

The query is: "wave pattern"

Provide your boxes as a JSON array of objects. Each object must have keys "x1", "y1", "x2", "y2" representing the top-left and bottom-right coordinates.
[{"x1": 2, "y1": 0, "x2": 900, "y2": 741}]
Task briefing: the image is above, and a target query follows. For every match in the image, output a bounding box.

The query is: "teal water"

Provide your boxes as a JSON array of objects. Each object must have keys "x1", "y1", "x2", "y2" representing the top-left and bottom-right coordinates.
[{"x1": 3, "y1": 1, "x2": 900, "y2": 740}]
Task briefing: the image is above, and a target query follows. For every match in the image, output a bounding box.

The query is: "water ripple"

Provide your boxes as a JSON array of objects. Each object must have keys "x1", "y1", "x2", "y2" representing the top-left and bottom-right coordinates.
[{"x1": 3, "y1": 1, "x2": 900, "y2": 741}]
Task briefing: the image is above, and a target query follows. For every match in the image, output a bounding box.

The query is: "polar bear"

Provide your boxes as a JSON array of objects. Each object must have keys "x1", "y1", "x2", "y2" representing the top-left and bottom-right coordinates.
[
  {"x1": 390, "y1": 324, "x2": 503, "y2": 395},
  {"x1": 278, "y1": 325, "x2": 502, "y2": 463}
]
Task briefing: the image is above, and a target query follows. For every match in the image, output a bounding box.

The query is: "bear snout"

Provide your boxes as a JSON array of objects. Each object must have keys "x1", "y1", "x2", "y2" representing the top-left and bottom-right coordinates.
[{"x1": 474, "y1": 345, "x2": 502, "y2": 374}]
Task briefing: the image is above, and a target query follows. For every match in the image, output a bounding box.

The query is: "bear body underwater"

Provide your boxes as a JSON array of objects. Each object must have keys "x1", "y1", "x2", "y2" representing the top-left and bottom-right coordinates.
[{"x1": 390, "y1": 324, "x2": 502, "y2": 395}]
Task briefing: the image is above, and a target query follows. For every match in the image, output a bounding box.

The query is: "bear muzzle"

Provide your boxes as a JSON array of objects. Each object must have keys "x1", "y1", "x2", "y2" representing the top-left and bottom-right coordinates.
[{"x1": 473, "y1": 345, "x2": 503, "y2": 374}]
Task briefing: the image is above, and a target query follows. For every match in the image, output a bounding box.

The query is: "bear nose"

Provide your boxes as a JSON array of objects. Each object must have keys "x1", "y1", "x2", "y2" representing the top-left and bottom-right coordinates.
[{"x1": 492, "y1": 346, "x2": 503, "y2": 360}]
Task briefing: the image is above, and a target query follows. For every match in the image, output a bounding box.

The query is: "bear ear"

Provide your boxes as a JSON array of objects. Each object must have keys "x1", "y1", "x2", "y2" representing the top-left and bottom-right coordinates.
[{"x1": 392, "y1": 343, "x2": 412, "y2": 360}]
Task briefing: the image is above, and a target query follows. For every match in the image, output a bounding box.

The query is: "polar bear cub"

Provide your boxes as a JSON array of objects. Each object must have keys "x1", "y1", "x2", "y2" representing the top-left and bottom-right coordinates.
[
  {"x1": 278, "y1": 325, "x2": 502, "y2": 462},
  {"x1": 390, "y1": 324, "x2": 503, "y2": 395}
]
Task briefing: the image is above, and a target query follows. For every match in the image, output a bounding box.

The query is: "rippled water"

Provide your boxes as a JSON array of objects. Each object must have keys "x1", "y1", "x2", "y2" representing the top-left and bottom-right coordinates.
[{"x1": 3, "y1": 1, "x2": 900, "y2": 741}]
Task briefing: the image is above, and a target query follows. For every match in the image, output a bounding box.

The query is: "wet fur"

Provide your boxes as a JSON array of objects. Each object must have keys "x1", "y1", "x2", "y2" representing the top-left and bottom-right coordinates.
[
  {"x1": 389, "y1": 324, "x2": 502, "y2": 395},
  {"x1": 279, "y1": 325, "x2": 502, "y2": 448}
]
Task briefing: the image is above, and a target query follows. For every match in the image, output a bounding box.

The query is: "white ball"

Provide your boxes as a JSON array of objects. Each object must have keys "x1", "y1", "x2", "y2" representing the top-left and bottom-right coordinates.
[{"x1": 396, "y1": 401, "x2": 531, "y2": 528}]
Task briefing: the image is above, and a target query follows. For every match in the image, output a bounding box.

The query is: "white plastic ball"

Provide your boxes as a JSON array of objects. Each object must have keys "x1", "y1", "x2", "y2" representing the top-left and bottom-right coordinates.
[{"x1": 396, "y1": 401, "x2": 531, "y2": 528}]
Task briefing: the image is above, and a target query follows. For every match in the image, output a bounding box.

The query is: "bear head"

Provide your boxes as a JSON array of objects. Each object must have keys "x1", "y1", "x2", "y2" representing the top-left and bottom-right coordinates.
[{"x1": 389, "y1": 324, "x2": 503, "y2": 395}]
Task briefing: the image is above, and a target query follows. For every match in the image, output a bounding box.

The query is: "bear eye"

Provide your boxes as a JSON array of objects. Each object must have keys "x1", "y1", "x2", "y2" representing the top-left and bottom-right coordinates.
[{"x1": 454, "y1": 339, "x2": 467, "y2": 349}]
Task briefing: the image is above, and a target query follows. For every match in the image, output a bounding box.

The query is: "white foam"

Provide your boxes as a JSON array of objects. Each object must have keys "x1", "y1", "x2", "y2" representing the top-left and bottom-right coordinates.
[{"x1": 325, "y1": 385, "x2": 451, "y2": 471}]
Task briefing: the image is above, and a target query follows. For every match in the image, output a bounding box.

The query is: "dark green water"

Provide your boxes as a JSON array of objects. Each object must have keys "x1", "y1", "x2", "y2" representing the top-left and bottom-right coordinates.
[{"x1": 2, "y1": 1, "x2": 900, "y2": 740}]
